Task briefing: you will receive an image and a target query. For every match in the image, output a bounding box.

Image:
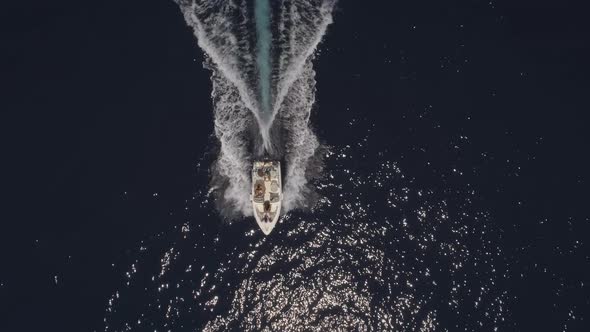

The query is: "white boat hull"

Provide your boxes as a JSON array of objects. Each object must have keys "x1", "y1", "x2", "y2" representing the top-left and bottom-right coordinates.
[{"x1": 251, "y1": 160, "x2": 282, "y2": 235}]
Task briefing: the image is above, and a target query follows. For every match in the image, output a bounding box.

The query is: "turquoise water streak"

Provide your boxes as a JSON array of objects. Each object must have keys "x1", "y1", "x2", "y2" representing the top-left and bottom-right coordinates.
[{"x1": 255, "y1": 0, "x2": 272, "y2": 121}]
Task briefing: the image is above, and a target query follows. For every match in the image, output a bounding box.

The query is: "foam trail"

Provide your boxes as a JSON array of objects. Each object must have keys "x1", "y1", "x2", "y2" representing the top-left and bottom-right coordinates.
[
  {"x1": 175, "y1": 0, "x2": 336, "y2": 217},
  {"x1": 272, "y1": 0, "x2": 336, "y2": 123},
  {"x1": 275, "y1": 0, "x2": 336, "y2": 210},
  {"x1": 175, "y1": 1, "x2": 258, "y2": 117},
  {"x1": 175, "y1": 0, "x2": 258, "y2": 216}
]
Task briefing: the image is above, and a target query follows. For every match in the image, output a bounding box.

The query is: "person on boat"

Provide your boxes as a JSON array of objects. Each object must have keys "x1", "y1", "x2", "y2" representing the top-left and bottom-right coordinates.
[
  {"x1": 263, "y1": 200, "x2": 271, "y2": 213},
  {"x1": 264, "y1": 168, "x2": 271, "y2": 181},
  {"x1": 255, "y1": 182, "x2": 264, "y2": 198}
]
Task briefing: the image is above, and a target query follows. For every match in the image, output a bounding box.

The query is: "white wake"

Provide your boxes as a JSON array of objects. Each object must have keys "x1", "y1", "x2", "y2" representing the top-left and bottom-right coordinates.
[{"x1": 175, "y1": 0, "x2": 336, "y2": 217}]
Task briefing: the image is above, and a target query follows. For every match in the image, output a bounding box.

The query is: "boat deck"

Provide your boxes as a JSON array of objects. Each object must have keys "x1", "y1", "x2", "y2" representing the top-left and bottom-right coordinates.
[{"x1": 251, "y1": 160, "x2": 282, "y2": 234}]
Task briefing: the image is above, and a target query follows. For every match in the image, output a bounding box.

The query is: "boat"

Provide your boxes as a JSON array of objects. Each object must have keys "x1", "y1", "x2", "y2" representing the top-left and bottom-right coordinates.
[{"x1": 251, "y1": 160, "x2": 282, "y2": 235}]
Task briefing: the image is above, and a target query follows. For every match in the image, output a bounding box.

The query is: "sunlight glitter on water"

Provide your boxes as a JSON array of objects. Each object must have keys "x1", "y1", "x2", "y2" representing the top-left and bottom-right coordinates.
[{"x1": 103, "y1": 132, "x2": 507, "y2": 331}]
